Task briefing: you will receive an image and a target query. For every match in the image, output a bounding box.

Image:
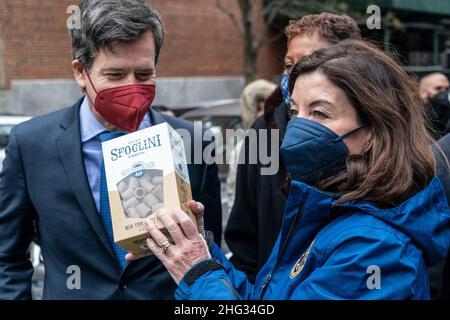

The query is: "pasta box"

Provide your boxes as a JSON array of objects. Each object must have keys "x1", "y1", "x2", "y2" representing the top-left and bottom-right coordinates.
[{"x1": 101, "y1": 122, "x2": 195, "y2": 254}]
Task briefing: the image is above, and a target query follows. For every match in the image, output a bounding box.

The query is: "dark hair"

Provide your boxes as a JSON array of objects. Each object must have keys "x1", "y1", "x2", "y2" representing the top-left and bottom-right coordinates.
[
  {"x1": 288, "y1": 39, "x2": 436, "y2": 207},
  {"x1": 285, "y1": 12, "x2": 361, "y2": 46},
  {"x1": 70, "y1": 0, "x2": 164, "y2": 69}
]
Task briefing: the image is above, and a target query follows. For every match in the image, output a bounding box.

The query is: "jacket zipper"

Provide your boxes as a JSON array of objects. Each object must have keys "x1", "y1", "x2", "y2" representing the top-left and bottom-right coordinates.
[
  {"x1": 258, "y1": 203, "x2": 303, "y2": 300},
  {"x1": 220, "y1": 278, "x2": 241, "y2": 299}
]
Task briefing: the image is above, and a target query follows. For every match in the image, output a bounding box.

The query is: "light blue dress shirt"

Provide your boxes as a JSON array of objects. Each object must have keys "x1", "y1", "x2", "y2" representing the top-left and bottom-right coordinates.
[{"x1": 79, "y1": 96, "x2": 152, "y2": 213}]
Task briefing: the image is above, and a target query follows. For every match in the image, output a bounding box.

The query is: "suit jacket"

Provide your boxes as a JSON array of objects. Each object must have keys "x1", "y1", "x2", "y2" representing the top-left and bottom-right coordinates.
[{"x1": 0, "y1": 97, "x2": 222, "y2": 300}]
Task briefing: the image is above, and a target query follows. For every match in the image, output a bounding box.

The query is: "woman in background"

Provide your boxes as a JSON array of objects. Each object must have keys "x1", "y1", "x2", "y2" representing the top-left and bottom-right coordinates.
[{"x1": 225, "y1": 79, "x2": 276, "y2": 211}]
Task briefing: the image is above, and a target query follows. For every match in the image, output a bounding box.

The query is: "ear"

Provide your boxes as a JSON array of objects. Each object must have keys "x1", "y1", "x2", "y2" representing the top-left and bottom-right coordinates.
[{"x1": 72, "y1": 59, "x2": 86, "y2": 90}]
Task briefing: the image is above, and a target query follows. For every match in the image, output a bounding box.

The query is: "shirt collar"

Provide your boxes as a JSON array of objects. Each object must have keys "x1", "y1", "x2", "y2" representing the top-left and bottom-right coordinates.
[{"x1": 79, "y1": 96, "x2": 152, "y2": 143}]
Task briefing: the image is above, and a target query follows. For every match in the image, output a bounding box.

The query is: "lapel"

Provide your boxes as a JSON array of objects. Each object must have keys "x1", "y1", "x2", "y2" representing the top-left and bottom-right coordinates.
[
  {"x1": 150, "y1": 109, "x2": 167, "y2": 126},
  {"x1": 55, "y1": 98, "x2": 117, "y2": 261}
]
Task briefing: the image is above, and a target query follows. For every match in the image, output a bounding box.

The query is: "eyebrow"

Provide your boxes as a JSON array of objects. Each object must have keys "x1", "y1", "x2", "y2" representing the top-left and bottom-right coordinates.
[
  {"x1": 290, "y1": 98, "x2": 334, "y2": 108},
  {"x1": 101, "y1": 67, "x2": 155, "y2": 73},
  {"x1": 309, "y1": 99, "x2": 334, "y2": 107},
  {"x1": 290, "y1": 97, "x2": 299, "y2": 106}
]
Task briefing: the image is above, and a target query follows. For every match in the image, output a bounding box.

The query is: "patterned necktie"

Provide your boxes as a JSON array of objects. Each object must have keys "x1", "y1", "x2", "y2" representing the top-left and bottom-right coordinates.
[
  {"x1": 98, "y1": 131, "x2": 128, "y2": 269},
  {"x1": 281, "y1": 71, "x2": 291, "y2": 107}
]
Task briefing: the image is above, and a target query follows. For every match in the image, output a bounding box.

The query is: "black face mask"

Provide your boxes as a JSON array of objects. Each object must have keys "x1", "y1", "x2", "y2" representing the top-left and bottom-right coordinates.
[{"x1": 428, "y1": 90, "x2": 450, "y2": 139}]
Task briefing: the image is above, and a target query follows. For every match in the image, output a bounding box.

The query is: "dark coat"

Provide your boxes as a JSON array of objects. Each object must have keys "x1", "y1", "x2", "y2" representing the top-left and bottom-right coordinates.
[
  {"x1": 0, "y1": 97, "x2": 222, "y2": 299},
  {"x1": 224, "y1": 102, "x2": 289, "y2": 282},
  {"x1": 433, "y1": 133, "x2": 450, "y2": 299}
]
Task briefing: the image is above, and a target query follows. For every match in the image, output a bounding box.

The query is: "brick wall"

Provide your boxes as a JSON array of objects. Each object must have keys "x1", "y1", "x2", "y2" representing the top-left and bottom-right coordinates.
[
  {"x1": 0, "y1": 0, "x2": 75, "y2": 88},
  {"x1": 0, "y1": 0, "x2": 284, "y2": 90}
]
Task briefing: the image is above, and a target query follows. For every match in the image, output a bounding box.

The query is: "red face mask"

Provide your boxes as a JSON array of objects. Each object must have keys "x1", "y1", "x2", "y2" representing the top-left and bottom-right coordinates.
[{"x1": 85, "y1": 71, "x2": 156, "y2": 132}]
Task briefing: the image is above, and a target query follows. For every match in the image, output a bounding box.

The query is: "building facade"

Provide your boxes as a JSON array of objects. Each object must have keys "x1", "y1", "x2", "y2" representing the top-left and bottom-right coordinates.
[{"x1": 0, "y1": 0, "x2": 282, "y2": 116}]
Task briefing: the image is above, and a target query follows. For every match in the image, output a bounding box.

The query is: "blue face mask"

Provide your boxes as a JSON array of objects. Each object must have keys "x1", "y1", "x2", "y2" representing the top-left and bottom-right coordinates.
[
  {"x1": 280, "y1": 117, "x2": 366, "y2": 184},
  {"x1": 281, "y1": 72, "x2": 291, "y2": 107}
]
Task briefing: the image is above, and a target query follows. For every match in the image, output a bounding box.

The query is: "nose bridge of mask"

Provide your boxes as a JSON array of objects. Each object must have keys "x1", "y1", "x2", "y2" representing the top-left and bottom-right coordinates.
[
  {"x1": 282, "y1": 118, "x2": 342, "y2": 158},
  {"x1": 289, "y1": 117, "x2": 340, "y2": 141},
  {"x1": 101, "y1": 84, "x2": 154, "y2": 105}
]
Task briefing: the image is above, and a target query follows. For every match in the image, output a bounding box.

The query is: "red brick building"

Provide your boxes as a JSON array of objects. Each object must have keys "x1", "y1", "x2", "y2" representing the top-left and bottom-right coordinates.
[{"x1": 0, "y1": 0, "x2": 284, "y2": 115}]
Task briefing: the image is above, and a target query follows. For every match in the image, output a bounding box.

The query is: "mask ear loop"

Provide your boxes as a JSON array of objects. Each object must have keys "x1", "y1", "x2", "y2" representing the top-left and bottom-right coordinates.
[
  {"x1": 84, "y1": 69, "x2": 99, "y2": 95},
  {"x1": 335, "y1": 123, "x2": 369, "y2": 142},
  {"x1": 83, "y1": 68, "x2": 100, "y2": 109}
]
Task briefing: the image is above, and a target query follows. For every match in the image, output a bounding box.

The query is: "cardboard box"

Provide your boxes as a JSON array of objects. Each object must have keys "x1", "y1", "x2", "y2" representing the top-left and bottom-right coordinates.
[{"x1": 101, "y1": 123, "x2": 195, "y2": 254}]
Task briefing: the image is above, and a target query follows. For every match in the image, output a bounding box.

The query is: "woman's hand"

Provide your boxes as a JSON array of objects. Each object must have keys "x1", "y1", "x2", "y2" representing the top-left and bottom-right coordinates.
[
  {"x1": 190, "y1": 200, "x2": 205, "y2": 236},
  {"x1": 125, "y1": 200, "x2": 205, "y2": 261},
  {"x1": 143, "y1": 207, "x2": 212, "y2": 284}
]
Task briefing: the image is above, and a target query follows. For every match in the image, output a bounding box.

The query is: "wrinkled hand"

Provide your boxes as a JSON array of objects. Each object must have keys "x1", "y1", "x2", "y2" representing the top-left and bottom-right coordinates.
[
  {"x1": 125, "y1": 200, "x2": 205, "y2": 261},
  {"x1": 125, "y1": 201, "x2": 210, "y2": 285}
]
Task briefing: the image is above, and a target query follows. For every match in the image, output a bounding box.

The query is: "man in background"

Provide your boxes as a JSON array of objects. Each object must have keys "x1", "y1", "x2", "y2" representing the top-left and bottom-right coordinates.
[{"x1": 419, "y1": 72, "x2": 449, "y2": 104}]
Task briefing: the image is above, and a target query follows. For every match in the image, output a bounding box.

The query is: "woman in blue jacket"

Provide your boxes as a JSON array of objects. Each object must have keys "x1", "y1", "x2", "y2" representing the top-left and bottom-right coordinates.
[{"x1": 127, "y1": 39, "x2": 450, "y2": 299}]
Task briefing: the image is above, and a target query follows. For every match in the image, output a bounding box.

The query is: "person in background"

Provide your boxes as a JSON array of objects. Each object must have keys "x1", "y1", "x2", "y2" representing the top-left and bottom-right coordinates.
[
  {"x1": 225, "y1": 13, "x2": 362, "y2": 282},
  {"x1": 419, "y1": 73, "x2": 449, "y2": 104},
  {"x1": 130, "y1": 39, "x2": 450, "y2": 300},
  {"x1": 419, "y1": 73, "x2": 450, "y2": 139},
  {"x1": 415, "y1": 74, "x2": 450, "y2": 298},
  {"x1": 226, "y1": 79, "x2": 276, "y2": 210}
]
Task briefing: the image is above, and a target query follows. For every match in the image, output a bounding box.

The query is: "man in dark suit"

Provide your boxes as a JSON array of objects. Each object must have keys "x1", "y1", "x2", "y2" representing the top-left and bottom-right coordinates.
[{"x1": 0, "y1": 0, "x2": 222, "y2": 300}]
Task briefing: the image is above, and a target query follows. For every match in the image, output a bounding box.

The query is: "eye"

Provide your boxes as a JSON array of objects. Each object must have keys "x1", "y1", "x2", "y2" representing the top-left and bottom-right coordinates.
[
  {"x1": 312, "y1": 110, "x2": 328, "y2": 120},
  {"x1": 136, "y1": 73, "x2": 154, "y2": 81},
  {"x1": 284, "y1": 64, "x2": 293, "y2": 73},
  {"x1": 106, "y1": 73, "x2": 124, "y2": 80},
  {"x1": 288, "y1": 108, "x2": 299, "y2": 118}
]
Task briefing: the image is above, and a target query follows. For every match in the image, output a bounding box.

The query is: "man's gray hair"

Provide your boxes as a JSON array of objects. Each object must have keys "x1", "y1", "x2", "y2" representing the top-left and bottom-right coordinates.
[{"x1": 70, "y1": 0, "x2": 164, "y2": 69}]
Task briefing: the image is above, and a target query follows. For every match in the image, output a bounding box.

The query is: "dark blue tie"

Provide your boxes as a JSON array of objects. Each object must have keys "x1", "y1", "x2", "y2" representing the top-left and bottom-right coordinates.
[
  {"x1": 98, "y1": 131, "x2": 128, "y2": 269},
  {"x1": 281, "y1": 72, "x2": 291, "y2": 107}
]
